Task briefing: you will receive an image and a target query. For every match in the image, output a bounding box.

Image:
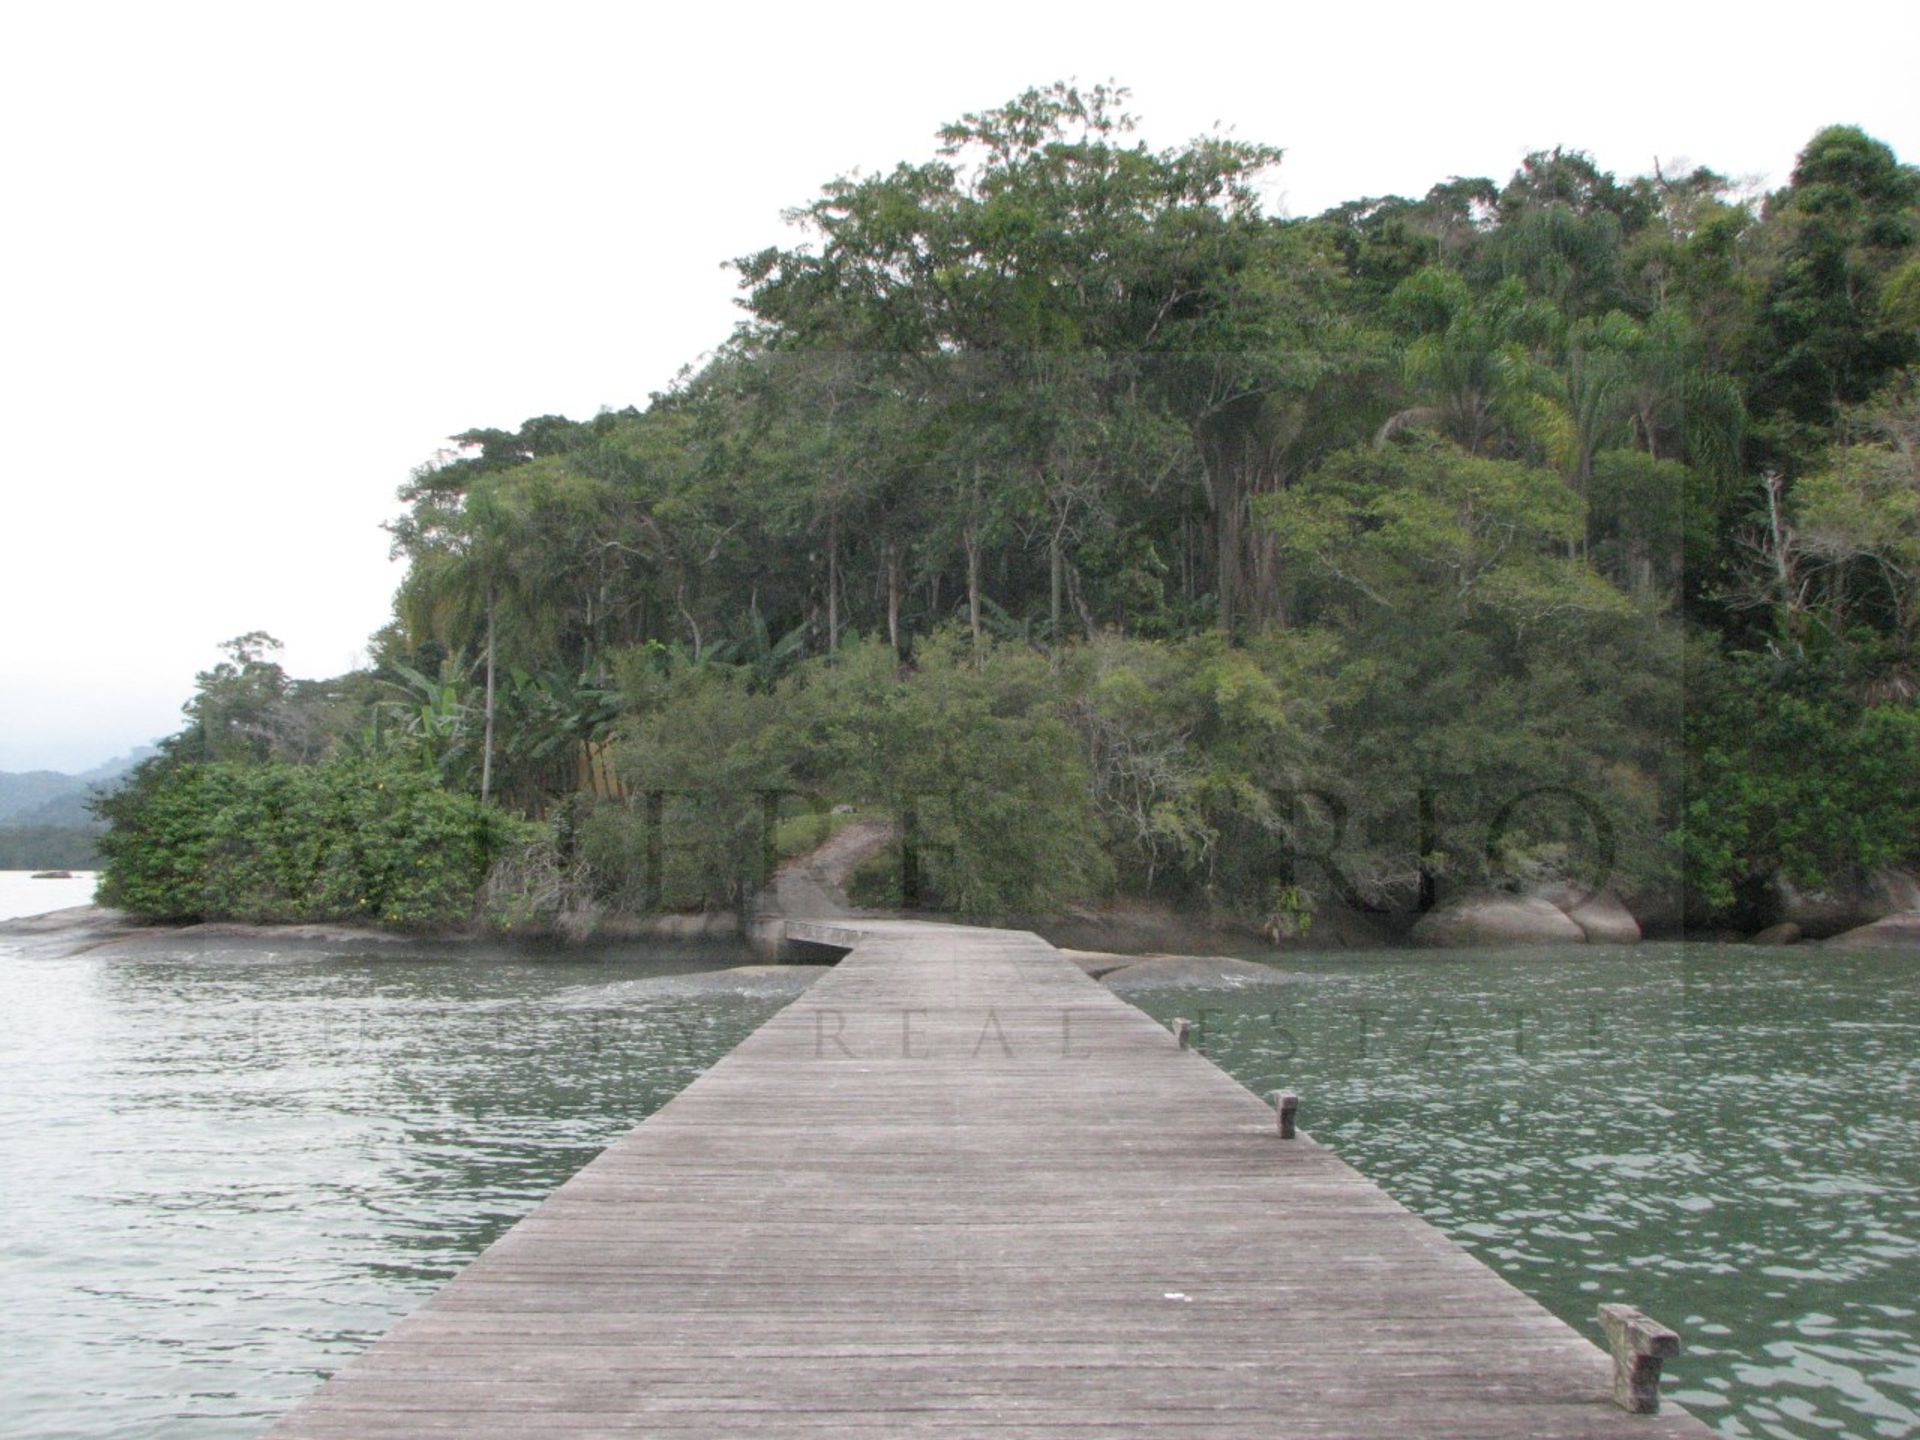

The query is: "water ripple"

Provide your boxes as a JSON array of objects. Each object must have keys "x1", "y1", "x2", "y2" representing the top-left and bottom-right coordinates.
[
  {"x1": 1135, "y1": 942, "x2": 1920, "y2": 1440},
  {"x1": 0, "y1": 938, "x2": 785, "y2": 1439}
]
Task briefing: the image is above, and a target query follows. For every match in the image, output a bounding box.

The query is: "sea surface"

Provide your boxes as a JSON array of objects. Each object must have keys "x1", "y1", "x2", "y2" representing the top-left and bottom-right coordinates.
[
  {"x1": 0, "y1": 915, "x2": 1914, "y2": 1439},
  {"x1": 0, "y1": 868, "x2": 99, "y2": 920},
  {"x1": 1133, "y1": 946, "x2": 1920, "y2": 1440},
  {"x1": 0, "y1": 925, "x2": 787, "y2": 1439}
]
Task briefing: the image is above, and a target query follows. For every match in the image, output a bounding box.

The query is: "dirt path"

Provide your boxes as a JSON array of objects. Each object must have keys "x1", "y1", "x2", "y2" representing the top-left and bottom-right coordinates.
[{"x1": 765, "y1": 816, "x2": 894, "y2": 918}]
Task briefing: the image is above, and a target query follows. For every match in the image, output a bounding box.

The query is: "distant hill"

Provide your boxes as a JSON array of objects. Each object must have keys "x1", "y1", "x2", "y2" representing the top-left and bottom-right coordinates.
[
  {"x1": 77, "y1": 749, "x2": 155, "y2": 783},
  {"x1": 0, "y1": 825, "x2": 100, "y2": 868},
  {"x1": 13, "y1": 789, "x2": 104, "y2": 828},
  {"x1": 0, "y1": 747, "x2": 153, "y2": 828},
  {"x1": 0, "y1": 770, "x2": 79, "y2": 823}
]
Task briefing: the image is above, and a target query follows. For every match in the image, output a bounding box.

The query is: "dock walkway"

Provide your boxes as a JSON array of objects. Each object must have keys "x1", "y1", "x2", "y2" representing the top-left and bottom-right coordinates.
[{"x1": 270, "y1": 919, "x2": 1710, "y2": 1437}]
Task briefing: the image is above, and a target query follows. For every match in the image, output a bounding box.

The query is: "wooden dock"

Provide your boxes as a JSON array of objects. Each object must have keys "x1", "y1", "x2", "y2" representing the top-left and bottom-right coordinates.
[{"x1": 269, "y1": 919, "x2": 1710, "y2": 1437}]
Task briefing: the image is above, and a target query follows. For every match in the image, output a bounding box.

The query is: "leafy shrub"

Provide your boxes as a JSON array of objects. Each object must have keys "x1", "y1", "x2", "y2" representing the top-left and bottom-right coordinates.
[
  {"x1": 1682, "y1": 651, "x2": 1920, "y2": 916},
  {"x1": 611, "y1": 661, "x2": 793, "y2": 913},
  {"x1": 601, "y1": 634, "x2": 1109, "y2": 919},
  {"x1": 95, "y1": 756, "x2": 524, "y2": 927},
  {"x1": 796, "y1": 635, "x2": 1111, "y2": 916}
]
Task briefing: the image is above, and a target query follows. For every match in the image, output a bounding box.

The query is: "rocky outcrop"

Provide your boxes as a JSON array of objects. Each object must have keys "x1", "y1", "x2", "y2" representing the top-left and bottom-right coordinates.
[
  {"x1": 556, "y1": 964, "x2": 832, "y2": 1006},
  {"x1": 1750, "y1": 921, "x2": 1803, "y2": 946},
  {"x1": 1410, "y1": 895, "x2": 1586, "y2": 948},
  {"x1": 1520, "y1": 883, "x2": 1642, "y2": 944},
  {"x1": 0, "y1": 903, "x2": 128, "y2": 935},
  {"x1": 588, "y1": 911, "x2": 742, "y2": 941},
  {"x1": 1040, "y1": 901, "x2": 1391, "y2": 955},
  {"x1": 1059, "y1": 948, "x2": 1147, "y2": 979},
  {"x1": 1767, "y1": 869, "x2": 1920, "y2": 939},
  {"x1": 1563, "y1": 891, "x2": 1641, "y2": 944},
  {"x1": 1824, "y1": 911, "x2": 1920, "y2": 950},
  {"x1": 163, "y1": 920, "x2": 416, "y2": 946},
  {"x1": 1100, "y1": 954, "x2": 1300, "y2": 992}
]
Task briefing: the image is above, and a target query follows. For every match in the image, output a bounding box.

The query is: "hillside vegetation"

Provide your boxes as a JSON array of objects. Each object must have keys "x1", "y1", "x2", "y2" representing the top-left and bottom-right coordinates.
[
  {"x1": 0, "y1": 750, "x2": 151, "y2": 869},
  {"x1": 98, "y1": 86, "x2": 1920, "y2": 934}
]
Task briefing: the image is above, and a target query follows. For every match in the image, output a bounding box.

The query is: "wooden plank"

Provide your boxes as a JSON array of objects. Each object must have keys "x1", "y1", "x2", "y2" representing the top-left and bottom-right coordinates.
[{"x1": 268, "y1": 921, "x2": 1711, "y2": 1438}]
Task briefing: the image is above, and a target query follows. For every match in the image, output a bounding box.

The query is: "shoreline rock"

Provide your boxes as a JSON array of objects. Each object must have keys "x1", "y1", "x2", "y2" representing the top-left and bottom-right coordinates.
[
  {"x1": 1563, "y1": 891, "x2": 1642, "y2": 945},
  {"x1": 1410, "y1": 895, "x2": 1587, "y2": 948},
  {"x1": 1059, "y1": 948, "x2": 1146, "y2": 979},
  {"x1": 1824, "y1": 911, "x2": 1920, "y2": 950},
  {"x1": 1765, "y1": 869, "x2": 1920, "y2": 939},
  {"x1": 563, "y1": 964, "x2": 833, "y2": 1003},
  {"x1": 0, "y1": 903, "x2": 131, "y2": 935},
  {"x1": 1038, "y1": 901, "x2": 1389, "y2": 956},
  {"x1": 1100, "y1": 954, "x2": 1300, "y2": 992},
  {"x1": 0, "y1": 903, "x2": 758, "y2": 954}
]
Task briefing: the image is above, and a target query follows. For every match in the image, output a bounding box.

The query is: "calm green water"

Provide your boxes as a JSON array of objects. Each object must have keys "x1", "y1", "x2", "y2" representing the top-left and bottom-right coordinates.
[
  {"x1": 1, "y1": 936, "x2": 1914, "y2": 1439},
  {"x1": 1133, "y1": 944, "x2": 1920, "y2": 1440},
  {"x1": 0, "y1": 933, "x2": 789, "y2": 1439}
]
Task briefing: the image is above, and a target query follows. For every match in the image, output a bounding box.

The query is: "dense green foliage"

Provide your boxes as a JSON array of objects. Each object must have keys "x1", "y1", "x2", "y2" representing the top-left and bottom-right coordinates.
[
  {"x1": 1683, "y1": 654, "x2": 1920, "y2": 915},
  {"x1": 577, "y1": 637, "x2": 1107, "y2": 917},
  {"x1": 95, "y1": 755, "x2": 522, "y2": 926},
  {"x1": 0, "y1": 826, "x2": 100, "y2": 869},
  {"x1": 97, "y1": 87, "x2": 1920, "y2": 928}
]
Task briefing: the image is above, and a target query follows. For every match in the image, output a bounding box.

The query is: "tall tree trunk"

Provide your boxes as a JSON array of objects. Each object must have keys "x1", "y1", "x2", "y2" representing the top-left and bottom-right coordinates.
[
  {"x1": 480, "y1": 585, "x2": 497, "y2": 806},
  {"x1": 1761, "y1": 472, "x2": 1803, "y2": 641},
  {"x1": 827, "y1": 510, "x2": 840, "y2": 658},
  {"x1": 1180, "y1": 516, "x2": 1193, "y2": 605},
  {"x1": 1049, "y1": 502, "x2": 1068, "y2": 664},
  {"x1": 965, "y1": 523, "x2": 983, "y2": 657},
  {"x1": 885, "y1": 540, "x2": 904, "y2": 659},
  {"x1": 1066, "y1": 560, "x2": 1096, "y2": 640},
  {"x1": 676, "y1": 583, "x2": 703, "y2": 662},
  {"x1": 1052, "y1": 537, "x2": 1067, "y2": 660},
  {"x1": 1199, "y1": 427, "x2": 1250, "y2": 634},
  {"x1": 1216, "y1": 469, "x2": 1243, "y2": 634},
  {"x1": 1249, "y1": 522, "x2": 1285, "y2": 627}
]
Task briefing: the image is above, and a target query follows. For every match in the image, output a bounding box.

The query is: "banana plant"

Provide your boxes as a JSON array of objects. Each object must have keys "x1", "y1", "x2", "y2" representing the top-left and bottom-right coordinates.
[{"x1": 381, "y1": 657, "x2": 476, "y2": 784}]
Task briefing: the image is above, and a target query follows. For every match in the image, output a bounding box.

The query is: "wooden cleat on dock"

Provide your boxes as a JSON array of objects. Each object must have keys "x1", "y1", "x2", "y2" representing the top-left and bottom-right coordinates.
[
  {"x1": 1271, "y1": 1089, "x2": 1299, "y2": 1138},
  {"x1": 1599, "y1": 1302, "x2": 1682, "y2": 1413}
]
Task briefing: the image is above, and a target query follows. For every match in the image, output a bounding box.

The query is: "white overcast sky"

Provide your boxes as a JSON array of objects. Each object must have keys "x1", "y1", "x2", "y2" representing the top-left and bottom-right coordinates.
[{"x1": 1, "y1": 1, "x2": 1913, "y2": 772}]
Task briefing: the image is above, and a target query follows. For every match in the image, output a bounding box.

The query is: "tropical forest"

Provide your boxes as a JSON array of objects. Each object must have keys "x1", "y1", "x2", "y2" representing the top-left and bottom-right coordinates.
[{"x1": 95, "y1": 84, "x2": 1920, "y2": 942}]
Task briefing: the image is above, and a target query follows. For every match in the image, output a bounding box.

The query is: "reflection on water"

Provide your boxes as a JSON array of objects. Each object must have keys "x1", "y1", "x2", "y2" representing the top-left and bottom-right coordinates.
[
  {"x1": 1131, "y1": 944, "x2": 1920, "y2": 1440},
  {"x1": 0, "y1": 937, "x2": 784, "y2": 1439},
  {"x1": 2, "y1": 937, "x2": 1915, "y2": 1440}
]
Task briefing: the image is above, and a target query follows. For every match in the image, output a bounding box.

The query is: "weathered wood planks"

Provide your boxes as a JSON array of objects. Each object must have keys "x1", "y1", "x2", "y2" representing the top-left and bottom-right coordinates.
[{"x1": 268, "y1": 920, "x2": 1711, "y2": 1438}]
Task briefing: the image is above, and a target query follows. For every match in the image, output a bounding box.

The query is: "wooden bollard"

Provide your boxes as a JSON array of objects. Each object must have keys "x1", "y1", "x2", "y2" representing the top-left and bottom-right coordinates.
[
  {"x1": 1598, "y1": 1304, "x2": 1680, "y2": 1413},
  {"x1": 1271, "y1": 1090, "x2": 1298, "y2": 1139},
  {"x1": 1171, "y1": 1018, "x2": 1193, "y2": 1050}
]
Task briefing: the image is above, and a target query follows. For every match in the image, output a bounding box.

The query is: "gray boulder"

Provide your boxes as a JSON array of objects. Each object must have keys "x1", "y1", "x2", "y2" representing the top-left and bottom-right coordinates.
[
  {"x1": 1564, "y1": 891, "x2": 1641, "y2": 944},
  {"x1": 0, "y1": 903, "x2": 128, "y2": 935},
  {"x1": 1824, "y1": 912, "x2": 1920, "y2": 951},
  {"x1": 1770, "y1": 869, "x2": 1920, "y2": 939},
  {"x1": 1101, "y1": 955, "x2": 1299, "y2": 992},
  {"x1": 1410, "y1": 894, "x2": 1586, "y2": 948},
  {"x1": 561, "y1": 965, "x2": 833, "y2": 1005},
  {"x1": 1059, "y1": 948, "x2": 1146, "y2": 979},
  {"x1": 1525, "y1": 883, "x2": 1642, "y2": 944}
]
